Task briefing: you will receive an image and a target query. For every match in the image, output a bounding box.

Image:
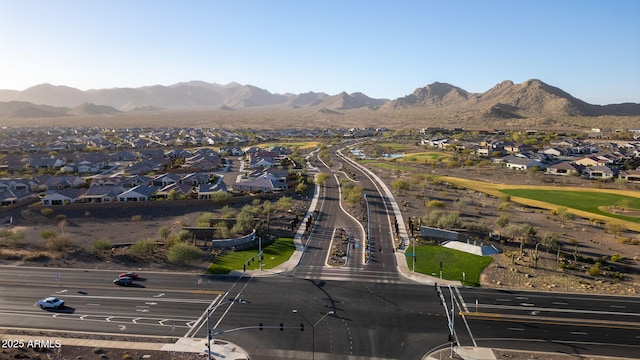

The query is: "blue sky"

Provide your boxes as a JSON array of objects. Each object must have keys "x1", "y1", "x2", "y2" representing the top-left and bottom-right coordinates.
[{"x1": 1, "y1": 0, "x2": 638, "y2": 105}]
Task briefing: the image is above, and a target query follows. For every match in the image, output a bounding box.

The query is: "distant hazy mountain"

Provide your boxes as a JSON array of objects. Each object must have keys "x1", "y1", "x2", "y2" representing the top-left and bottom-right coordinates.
[
  {"x1": 68, "y1": 103, "x2": 121, "y2": 115},
  {"x1": 316, "y1": 91, "x2": 387, "y2": 110},
  {"x1": 0, "y1": 79, "x2": 638, "y2": 119}
]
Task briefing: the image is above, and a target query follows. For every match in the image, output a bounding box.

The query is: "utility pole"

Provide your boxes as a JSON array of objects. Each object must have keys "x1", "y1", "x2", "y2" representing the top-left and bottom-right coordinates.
[{"x1": 293, "y1": 309, "x2": 334, "y2": 360}]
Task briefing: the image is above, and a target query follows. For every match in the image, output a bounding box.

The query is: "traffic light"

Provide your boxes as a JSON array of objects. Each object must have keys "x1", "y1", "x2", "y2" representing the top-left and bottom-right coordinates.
[
  {"x1": 300, "y1": 323, "x2": 304, "y2": 332},
  {"x1": 280, "y1": 323, "x2": 284, "y2": 331},
  {"x1": 259, "y1": 322, "x2": 263, "y2": 331}
]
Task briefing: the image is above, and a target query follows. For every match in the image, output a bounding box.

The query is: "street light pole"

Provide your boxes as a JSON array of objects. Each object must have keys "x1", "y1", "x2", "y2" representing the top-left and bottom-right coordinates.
[{"x1": 293, "y1": 309, "x2": 334, "y2": 360}]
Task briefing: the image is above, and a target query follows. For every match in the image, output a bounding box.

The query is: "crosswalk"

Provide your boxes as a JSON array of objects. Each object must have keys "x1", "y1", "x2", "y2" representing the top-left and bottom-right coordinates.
[{"x1": 292, "y1": 265, "x2": 403, "y2": 283}]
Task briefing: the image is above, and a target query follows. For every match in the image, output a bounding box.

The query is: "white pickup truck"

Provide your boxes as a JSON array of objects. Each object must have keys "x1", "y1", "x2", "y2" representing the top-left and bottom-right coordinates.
[{"x1": 36, "y1": 297, "x2": 65, "y2": 309}]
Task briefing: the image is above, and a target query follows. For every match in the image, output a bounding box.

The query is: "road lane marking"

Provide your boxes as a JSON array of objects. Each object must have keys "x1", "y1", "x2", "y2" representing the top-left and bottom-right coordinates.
[
  {"x1": 571, "y1": 331, "x2": 588, "y2": 335},
  {"x1": 553, "y1": 302, "x2": 568, "y2": 305},
  {"x1": 507, "y1": 328, "x2": 524, "y2": 331},
  {"x1": 463, "y1": 312, "x2": 640, "y2": 330},
  {"x1": 60, "y1": 294, "x2": 211, "y2": 304}
]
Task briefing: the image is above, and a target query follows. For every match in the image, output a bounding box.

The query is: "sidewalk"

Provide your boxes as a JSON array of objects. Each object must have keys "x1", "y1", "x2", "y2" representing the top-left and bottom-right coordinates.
[
  {"x1": 0, "y1": 334, "x2": 250, "y2": 359},
  {"x1": 423, "y1": 346, "x2": 639, "y2": 360}
]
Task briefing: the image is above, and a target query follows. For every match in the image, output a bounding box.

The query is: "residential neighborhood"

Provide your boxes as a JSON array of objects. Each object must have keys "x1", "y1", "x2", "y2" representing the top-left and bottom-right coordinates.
[{"x1": 1, "y1": 126, "x2": 640, "y2": 210}]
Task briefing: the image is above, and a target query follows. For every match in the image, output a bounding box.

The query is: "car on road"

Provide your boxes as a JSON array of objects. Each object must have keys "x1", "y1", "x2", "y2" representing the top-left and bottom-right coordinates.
[
  {"x1": 36, "y1": 297, "x2": 65, "y2": 309},
  {"x1": 119, "y1": 271, "x2": 139, "y2": 279},
  {"x1": 113, "y1": 276, "x2": 133, "y2": 286}
]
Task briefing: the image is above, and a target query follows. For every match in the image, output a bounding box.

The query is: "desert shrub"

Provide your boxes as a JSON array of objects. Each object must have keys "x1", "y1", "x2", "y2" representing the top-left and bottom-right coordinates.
[
  {"x1": 92, "y1": 348, "x2": 104, "y2": 354},
  {"x1": 197, "y1": 212, "x2": 215, "y2": 227},
  {"x1": 588, "y1": 266, "x2": 601, "y2": 276},
  {"x1": 498, "y1": 202, "x2": 511, "y2": 211},
  {"x1": 164, "y1": 236, "x2": 181, "y2": 249},
  {"x1": 40, "y1": 208, "x2": 54, "y2": 217},
  {"x1": 167, "y1": 242, "x2": 202, "y2": 265},
  {"x1": 276, "y1": 196, "x2": 293, "y2": 211},
  {"x1": 55, "y1": 214, "x2": 66, "y2": 222},
  {"x1": 214, "y1": 221, "x2": 231, "y2": 239},
  {"x1": 40, "y1": 229, "x2": 58, "y2": 239},
  {"x1": 176, "y1": 230, "x2": 192, "y2": 241},
  {"x1": 220, "y1": 205, "x2": 236, "y2": 219},
  {"x1": 465, "y1": 222, "x2": 490, "y2": 234},
  {"x1": 611, "y1": 254, "x2": 623, "y2": 262},
  {"x1": 211, "y1": 191, "x2": 232, "y2": 204},
  {"x1": 129, "y1": 239, "x2": 156, "y2": 257},
  {"x1": 426, "y1": 200, "x2": 444, "y2": 208},
  {"x1": 45, "y1": 235, "x2": 75, "y2": 251},
  {"x1": 295, "y1": 182, "x2": 308, "y2": 194},
  {"x1": 316, "y1": 172, "x2": 329, "y2": 185},
  {"x1": 0, "y1": 229, "x2": 24, "y2": 241},
  {"x1": 130, "y1": 215, "x2": 142, "y2": 222},
  {"x1": 23, "y1": 252, "x2": 50, "y2": 262},
  {"x1": 122, "y1": 353, "x2": 133, "y2": 360},
  {"x1": 92, "y1": 238, "x2": 113, "y2": 252}
]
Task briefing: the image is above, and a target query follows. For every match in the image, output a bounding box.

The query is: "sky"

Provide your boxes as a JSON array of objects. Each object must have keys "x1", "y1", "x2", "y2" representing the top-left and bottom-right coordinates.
[{"x1": 0, "y1": 0, "x2": 639, "y2": 105}]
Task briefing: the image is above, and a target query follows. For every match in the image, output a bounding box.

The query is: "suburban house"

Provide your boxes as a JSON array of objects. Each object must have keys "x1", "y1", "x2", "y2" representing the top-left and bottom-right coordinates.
[
  {"x1": 155, "y1": 182, "x2": 194, "y2": 199},
  {"x1": 41, "y1": 188, "x2": 87, "y2": 206},
  {"x1": 0, "y1": 178, "x2": 31, "y2": 206},
  {"x1": 495, "y1": 155, "x2": 544, "y2": 171},
  {"x1": 118, "y1": 185, "x2": 159, "y2": 202},
  {"x1": 232, "y1": 170, "x2": 288, "y2": 193},
  {"x1": 77, "y1": 160, "x2": 100, "y2": 174},
  {"x1": 574, "y1": 156, "x2": 613, "y2": 167},
  {"x1": 584, "y1": 165, "x2": 616, "y2": 180},
  {"x1": 197, "y1": 179, "x2": 227, "y2": 199},
  {"x1": 80, "y1": 184, "x2": 124, "y2": 203},
  {"x1": 181, "y1": 172, "x2": 211, "y2": 186},
  {"x1": 150, "y1": 173, "x2": 182, "y2": 187},
  {"x1": 545, "y1": 162, "x2": 583, "y2": 176},
  {"x1": 618, "y1": 169, "x2": 640, "y2": 183}
]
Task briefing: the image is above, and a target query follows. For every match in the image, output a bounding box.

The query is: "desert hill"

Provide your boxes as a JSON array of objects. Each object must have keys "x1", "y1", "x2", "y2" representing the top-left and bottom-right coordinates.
[
  {"x1": 0, "y1": 79, "x2": 638, "y2": 129},
  {"x1": 389, "y1": 79, "x2": 640, "y2": 118}
]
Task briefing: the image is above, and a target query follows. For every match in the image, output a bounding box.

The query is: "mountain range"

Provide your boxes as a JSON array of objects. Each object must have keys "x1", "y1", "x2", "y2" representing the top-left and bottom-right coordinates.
[{"x1": 0, "y1": 79, "x2": 638, "y2": 119}]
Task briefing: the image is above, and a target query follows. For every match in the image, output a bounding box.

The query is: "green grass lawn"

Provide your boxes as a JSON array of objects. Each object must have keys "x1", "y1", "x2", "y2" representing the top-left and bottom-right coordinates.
[
  {"x1": 398, "y1": 152, "x2": 451, "y2": 163},
  {"x1": 502, "y1": 189, "x2": 640, "y2": 223},
  {"x1": 205, "y1": 237, "x2": 295, "y2": 274},
  {"x1": 359, "y1": 160, "x2": 415, "y2": 172},
  {"x1": 377, "y1": 142, "x2": 412, "y2": 151},
  {"x1": 406, "y1": 246, "x2": 493, "y2": 286},
  {"x1": 257, "y1": 141, "x2": 319, "y2": 150}
]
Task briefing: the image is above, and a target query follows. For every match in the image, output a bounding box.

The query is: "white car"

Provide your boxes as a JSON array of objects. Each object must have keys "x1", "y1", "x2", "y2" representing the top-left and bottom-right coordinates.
[{"x1": 36, "y1": 297, "x2": 65, "y2": 309}]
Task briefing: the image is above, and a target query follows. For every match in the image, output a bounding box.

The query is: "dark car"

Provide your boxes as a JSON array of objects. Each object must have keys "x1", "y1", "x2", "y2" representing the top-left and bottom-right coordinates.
[
  {"x1": 119, "y1": 272, "x2": 139, "y2": 279},
  {"x1": 113, "y1": 277, "x2": 133, "y2": 286}
]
